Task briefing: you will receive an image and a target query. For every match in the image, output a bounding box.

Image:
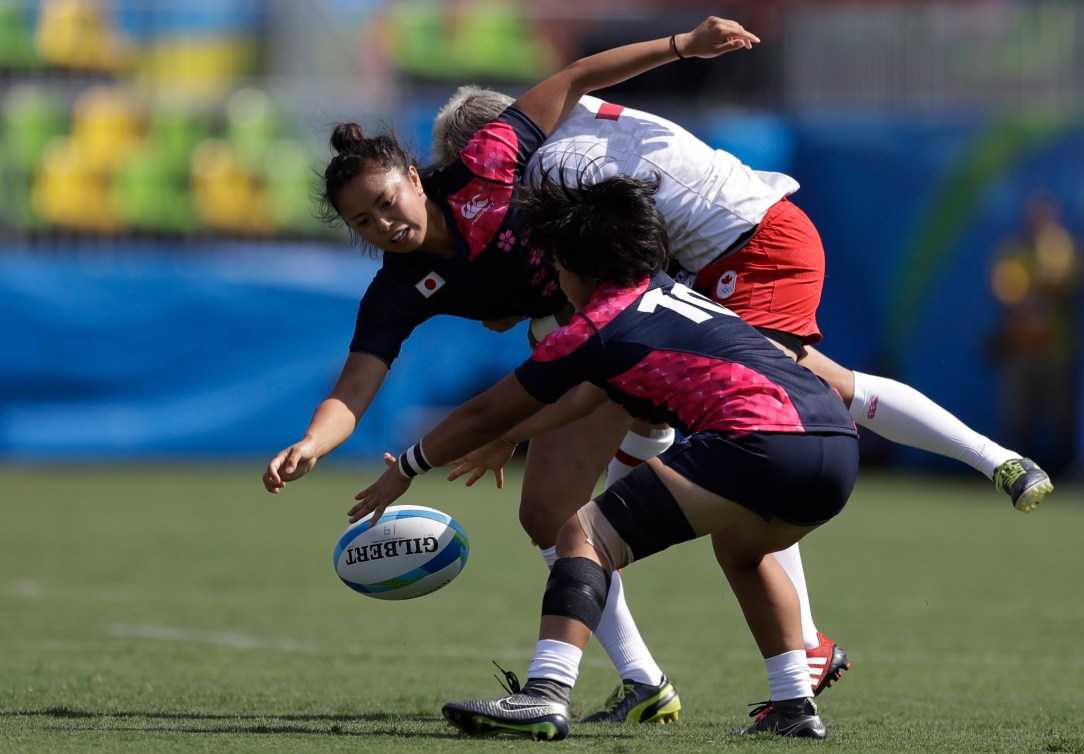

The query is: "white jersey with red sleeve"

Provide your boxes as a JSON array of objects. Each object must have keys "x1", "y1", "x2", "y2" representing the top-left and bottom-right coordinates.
[{"x1": 527, "y1": 95, "x2": 798, "y2": 274}]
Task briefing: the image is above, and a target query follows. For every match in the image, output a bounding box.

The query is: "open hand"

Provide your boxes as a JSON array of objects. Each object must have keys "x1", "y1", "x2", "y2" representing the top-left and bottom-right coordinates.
[
  {"x1": 447, "y1": 439, "x2": 518, "y2": 489},
  {"x1": 674, "y1": 16, "x2": 760, "y2": 59},
  {"x1": 348, "y1": 453, "x2": 412, "y2": 525}
]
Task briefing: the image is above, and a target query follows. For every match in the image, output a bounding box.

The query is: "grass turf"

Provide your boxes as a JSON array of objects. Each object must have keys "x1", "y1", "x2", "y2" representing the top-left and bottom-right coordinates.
[{"x1": 1, "y1": 463, "x2": 1082, "y2": 752}]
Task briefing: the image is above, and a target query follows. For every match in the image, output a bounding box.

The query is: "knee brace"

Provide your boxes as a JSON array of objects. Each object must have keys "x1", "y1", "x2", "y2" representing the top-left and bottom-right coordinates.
[{"x1": 540, "y1": 557, "x2": 610, "y2": 633}]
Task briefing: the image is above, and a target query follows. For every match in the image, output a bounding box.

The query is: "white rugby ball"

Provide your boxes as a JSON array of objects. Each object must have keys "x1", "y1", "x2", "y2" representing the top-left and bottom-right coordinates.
[{"x1": 334, "y1": 505, "x2": 469, "y2": 600}]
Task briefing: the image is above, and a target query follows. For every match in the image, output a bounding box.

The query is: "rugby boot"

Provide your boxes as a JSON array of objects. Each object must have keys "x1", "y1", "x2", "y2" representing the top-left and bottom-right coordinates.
[
  {"x1": 581, "y1": 674, "x2": 681, "y2": 723},
  {"x1": 731, "y1": 697, "x2": 827, "y2": 739},
  {"x1": 994, "y1": 458, "x2": 1053, "y2": 513},
  {"x1": 442, "y1": 692, "x2": 569, "y2": 740},
  {"x1": 443, "y1": 663, "x2": 570, "y2": 741},
  {"x1": 808, "y1": 632, "x2": 851, "y2": 696}
]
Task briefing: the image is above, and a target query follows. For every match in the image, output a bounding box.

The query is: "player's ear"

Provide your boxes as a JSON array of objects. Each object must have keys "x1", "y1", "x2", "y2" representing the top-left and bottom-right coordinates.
[{"x1": 408, "y1": 165, "x2": 423, "y2": 194}]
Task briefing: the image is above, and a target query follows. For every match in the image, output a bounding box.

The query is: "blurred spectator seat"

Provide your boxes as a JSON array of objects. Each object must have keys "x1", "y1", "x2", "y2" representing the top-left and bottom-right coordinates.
[
  {"x1": 225, "y1": 87, "x2": 284, "y2": 174},
  {"x1": 32, "y1": 135, "x2": 121, "y2": 232},
  {"x1": 70, "y1": 86, "x2": 143, "y2": 174},
  {"x1": 30, "y1": 86, "x2": 141, "y2": 233},
  {"x1": 387, "y1": 0, "x2": 556, "y2": 83},
  {"x1": 0, "y1": 0, "x2": 39, "y2": 69},
  {"x1": 113, "y1": 104, "x2": 209, "y2": 234},
  {"x1": 264, "y1": 138, "x2": 324, "y2": 237},
  {"x1": 191, "y1": 137, "x2": 271, "y2": 235},
  {"x1": 1, "y1": 85, "x2": 66, "y2": 230},
  {"x1": 35, "y1": 0, "x2": 134, "y2": 72}
]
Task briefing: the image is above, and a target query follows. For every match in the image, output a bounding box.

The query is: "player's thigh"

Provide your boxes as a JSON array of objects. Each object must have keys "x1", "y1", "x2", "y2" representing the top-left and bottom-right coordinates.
[
  {"x1": 647, "y1": 458, "x2": 756, "y2": 536},
  {"x1": 520, "y1": 401, "x2": 633, "y2": 546},
  {"x1": 711, "y1": 516, "x2": 819, "y2": 572},
  {"x1": 797, "y1": 346, "x2": 856, "y2": 405}
]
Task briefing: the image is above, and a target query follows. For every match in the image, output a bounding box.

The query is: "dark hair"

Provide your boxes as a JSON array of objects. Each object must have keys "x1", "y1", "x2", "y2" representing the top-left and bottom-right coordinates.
[
  {"x1": 317, "y1": 122, "x2": 417, "y2": 247},
  {"x1": 512, "y1": 168, "x2": 671, "y2": 287}
]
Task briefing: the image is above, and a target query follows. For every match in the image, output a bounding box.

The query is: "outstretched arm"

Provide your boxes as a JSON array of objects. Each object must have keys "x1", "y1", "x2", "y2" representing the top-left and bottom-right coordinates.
[
  {"x1": 263, "y1": 352, "x2": 388, "y2": 493},
  {"x1": 514, "y1": 16, "x2": 759, "y2": 136},
  {"x1": 447, "y1": 382, "x2": 611, "y2": 488},
  {"x1": 349, "y1": 373, "x2": 546, "y2": 523}
]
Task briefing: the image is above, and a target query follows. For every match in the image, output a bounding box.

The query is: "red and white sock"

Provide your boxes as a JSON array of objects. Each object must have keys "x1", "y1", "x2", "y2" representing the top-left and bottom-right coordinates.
[{"x1": 605, "y1": 428, "x2": 675, "y2": 487}]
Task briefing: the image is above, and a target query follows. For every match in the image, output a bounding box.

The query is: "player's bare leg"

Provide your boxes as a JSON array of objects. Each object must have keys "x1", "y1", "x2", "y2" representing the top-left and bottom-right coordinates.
[
  {"x1": 520, "y1": 400, "x2": 631, "y2": 547},
  {"x1": 521, "y1": 405, "x2": 679, "y2": 723},
  {"x1": 647, "y1": 461, "x2": 827, "y2": 738},
  {"x1": 709, "y1": 514, "x2": 827, "y2": 739},
  {"x1": 748, "y1": 337, "x2": 851, "y2": 692}
]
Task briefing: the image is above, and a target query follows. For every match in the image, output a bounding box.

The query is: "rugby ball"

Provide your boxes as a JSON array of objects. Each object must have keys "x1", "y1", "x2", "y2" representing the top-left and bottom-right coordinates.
[{"x1": 334, "y1": 505, "x2": 469, "y2": 600}]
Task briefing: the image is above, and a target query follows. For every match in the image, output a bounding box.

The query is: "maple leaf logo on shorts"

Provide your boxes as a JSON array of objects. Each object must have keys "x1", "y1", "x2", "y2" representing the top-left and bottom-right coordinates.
[{"x1": 715, "y1": 270, "x2": 738, "y2": 299}]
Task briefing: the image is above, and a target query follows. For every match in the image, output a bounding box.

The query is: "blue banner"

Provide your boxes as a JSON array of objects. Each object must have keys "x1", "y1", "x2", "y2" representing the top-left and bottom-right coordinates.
[{"x1": 2, "y1": 244, "x2": 525, "y2": 462}]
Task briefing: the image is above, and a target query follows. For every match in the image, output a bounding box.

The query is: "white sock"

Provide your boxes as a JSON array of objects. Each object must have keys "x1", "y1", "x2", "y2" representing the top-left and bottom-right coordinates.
[
  {"x1": 772, "y1": 544, "x2": 819, "y2": 651},
  {"x1": 592, "y1": 570, "x2": 664, "y2": 686},
  {"x1": 541, "y1": 547, "x2": 662, "y2": 684},
  {"x1": 765, "y1": 650, "x2": 812, "y2": 701},
  {"x1": 528, "y1": 638, "x2": 583, "y2": 688},
  {"x1": 605, "y1": 428, "x2": 675, "y2": 487},
  {"x1": 547, "y1": 426, "x2": 674, "y2": 691},
  {"x1": 539, "y1": 545, "x2": 558, "y2": 569},
  {"x1": 850, "y1": 371, "x2": 1018, "y2": 479}
]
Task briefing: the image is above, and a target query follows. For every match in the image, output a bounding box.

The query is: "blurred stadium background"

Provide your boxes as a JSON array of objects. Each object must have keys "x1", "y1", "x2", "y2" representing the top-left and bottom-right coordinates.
[{"x1": 2, "y1": 0, "x2": 1083, "y2": 479}]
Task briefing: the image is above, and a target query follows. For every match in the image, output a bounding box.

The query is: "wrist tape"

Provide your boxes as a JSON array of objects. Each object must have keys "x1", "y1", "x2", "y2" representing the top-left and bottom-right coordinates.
[{"x1": 397, "y1": 442, "x2": 433, "y2": 479}]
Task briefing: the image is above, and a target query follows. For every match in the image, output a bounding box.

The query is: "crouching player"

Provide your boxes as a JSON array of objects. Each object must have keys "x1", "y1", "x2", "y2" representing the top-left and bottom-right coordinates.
[{"x1": 349, "y1": 172, "x2": 860, "y2": 740}]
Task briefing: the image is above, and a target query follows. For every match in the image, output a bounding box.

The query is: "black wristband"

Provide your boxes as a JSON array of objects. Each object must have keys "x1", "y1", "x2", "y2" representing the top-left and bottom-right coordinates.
[
  {"x1": 397, "y1": 442, "x2": 433, "y2": 479},
  {"x1": 669, "y1": 34, "x2": 687, "y2": 60}
]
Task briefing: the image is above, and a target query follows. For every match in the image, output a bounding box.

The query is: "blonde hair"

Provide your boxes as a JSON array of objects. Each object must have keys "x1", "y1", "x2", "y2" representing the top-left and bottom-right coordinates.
[{"x1": 431, "y1": 85, "x2": 515, "y2": 169}]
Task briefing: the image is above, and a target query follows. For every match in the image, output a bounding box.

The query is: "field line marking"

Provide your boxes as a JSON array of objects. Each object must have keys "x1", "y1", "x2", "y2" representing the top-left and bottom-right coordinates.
[{"x1": 108, "y1": 624, "x2": 322, "y2": 652}]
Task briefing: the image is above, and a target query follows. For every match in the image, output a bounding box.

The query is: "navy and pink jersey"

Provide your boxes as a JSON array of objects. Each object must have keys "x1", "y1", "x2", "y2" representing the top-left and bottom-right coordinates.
[
  {"x1": 515, "y1": 271, "x2": 857, "y2": 439},
  {"x1": 350, "y1": 106, "x2": 565, "y2": 366}
]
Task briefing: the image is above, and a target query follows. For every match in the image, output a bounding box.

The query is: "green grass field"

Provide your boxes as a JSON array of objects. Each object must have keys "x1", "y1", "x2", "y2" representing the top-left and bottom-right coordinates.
[{"x1": 2, "y1": 463, "x2": 1082, "y2": 753}]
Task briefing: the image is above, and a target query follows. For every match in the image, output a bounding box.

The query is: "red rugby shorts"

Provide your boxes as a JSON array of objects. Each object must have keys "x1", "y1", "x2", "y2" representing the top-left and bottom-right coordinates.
[{"x1": 693, "y1": 197, "x2": 825, "y2": 345}]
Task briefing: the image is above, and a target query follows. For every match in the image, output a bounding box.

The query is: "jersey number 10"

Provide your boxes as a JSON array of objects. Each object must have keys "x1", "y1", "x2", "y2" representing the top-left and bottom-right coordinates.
[{"x1": 637, "y1": 284, "x2": 736, "y2": 323}]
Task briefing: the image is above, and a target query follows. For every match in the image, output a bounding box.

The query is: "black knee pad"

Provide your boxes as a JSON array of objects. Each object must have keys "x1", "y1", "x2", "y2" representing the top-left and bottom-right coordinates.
[
  {"x1": 595, "y1": 465, "x2": 695, "y2": 561},
  {"x1": 541, "y1": 557, "x2": 610, "y2": 632}
]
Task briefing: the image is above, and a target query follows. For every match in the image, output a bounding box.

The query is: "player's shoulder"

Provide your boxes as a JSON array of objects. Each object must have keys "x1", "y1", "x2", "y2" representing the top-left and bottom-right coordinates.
[
  {"x1": 531, "y1": 315, "x2": 597, "y2": 363},
  {"x1": 458, "y1": 107, "x2": 543, "y2": 180}
]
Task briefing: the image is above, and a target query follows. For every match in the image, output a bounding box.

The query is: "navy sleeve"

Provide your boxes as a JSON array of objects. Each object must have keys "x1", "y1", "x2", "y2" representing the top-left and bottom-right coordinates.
[
  {"x1": 500, "y1": 106, "x2": 546, "y2": 167},
  {"x1": 514, "y1": 314, "x2": 603, "y2": 403},
  {"x1": 349, "y1": 267, "x2": 431, "y2": 367}
]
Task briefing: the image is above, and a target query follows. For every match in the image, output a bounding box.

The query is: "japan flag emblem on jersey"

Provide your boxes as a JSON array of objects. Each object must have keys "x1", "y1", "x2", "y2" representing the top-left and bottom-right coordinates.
[
  {"x1": 416, "y1": 271, "x2": 446, "y2": 298},
  {"x1": 715, "y1": 270, "x2": 738, "y2": 299}
]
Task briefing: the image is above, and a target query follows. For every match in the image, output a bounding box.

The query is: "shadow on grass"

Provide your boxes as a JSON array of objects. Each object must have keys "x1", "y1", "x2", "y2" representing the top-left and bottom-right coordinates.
[
  {"x1": 3, "y1": 707, "x2": 449, "y2": 738},
  {"x1": 4, "y1": 707, "x2": 635, "y2": 740}
]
